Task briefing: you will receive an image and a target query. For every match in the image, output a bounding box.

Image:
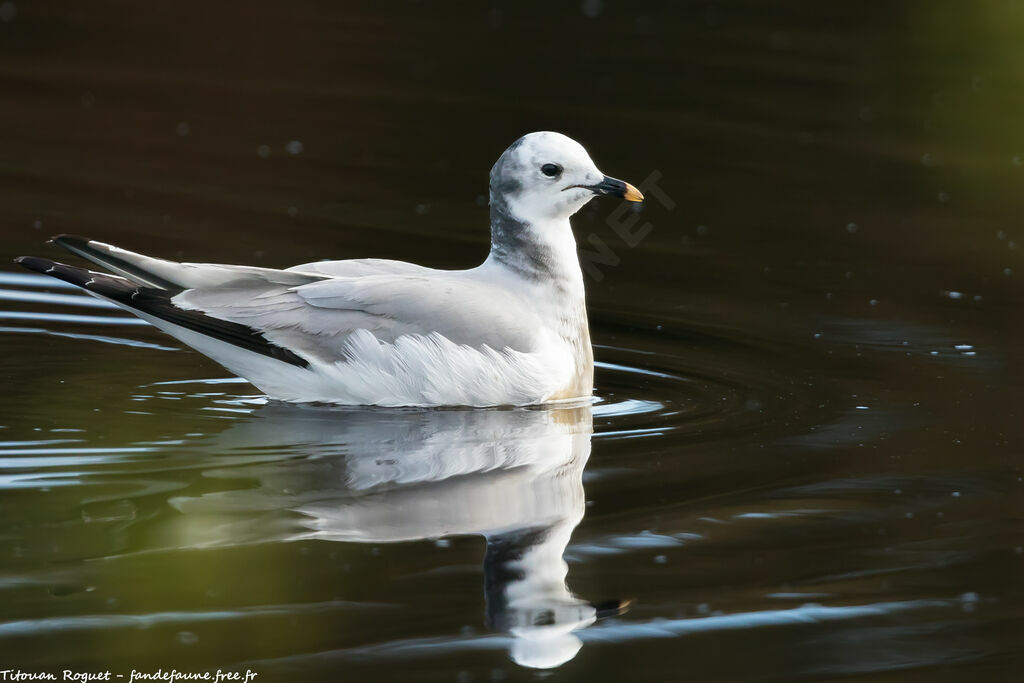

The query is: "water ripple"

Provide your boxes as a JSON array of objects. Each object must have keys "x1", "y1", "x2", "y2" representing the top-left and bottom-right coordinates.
[
  {"x1": 0, "y1": 289, "x2": 116, "y2": 308},
  {"x1": 0, "y1": 326, "x2": 178, "y2": 351}
]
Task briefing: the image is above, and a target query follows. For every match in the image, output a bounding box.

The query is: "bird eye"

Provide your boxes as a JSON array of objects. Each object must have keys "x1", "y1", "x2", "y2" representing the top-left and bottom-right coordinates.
[{"x1": 540, "y1": 163, "x2": 562, "y2": 178}]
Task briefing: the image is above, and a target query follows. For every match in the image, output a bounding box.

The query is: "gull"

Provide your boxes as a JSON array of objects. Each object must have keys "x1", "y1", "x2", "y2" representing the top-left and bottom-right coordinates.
[{"x1": 16, "y1": 132, "x2": 644, "y2": 406}]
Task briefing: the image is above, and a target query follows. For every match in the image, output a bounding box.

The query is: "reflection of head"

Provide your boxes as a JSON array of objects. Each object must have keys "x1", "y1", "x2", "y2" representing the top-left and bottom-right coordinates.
[
  {"x1": 512, "y1": 633, "x2": 584, "y2": 670},
  {"x1": 484, "y1": 526, "x2": 596, "y2": 669},
  {"x1": 171, "y1": 402, "x2": 621, "y2": 669}
]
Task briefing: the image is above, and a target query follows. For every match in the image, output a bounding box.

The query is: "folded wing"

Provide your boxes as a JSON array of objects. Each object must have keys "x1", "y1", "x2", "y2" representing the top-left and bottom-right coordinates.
[
  {"x1": 38, "y1": 235, "x2": 541, "y2": 368},
  {"x1": 176, "y1": 273, "x2": 541, "y2": 364}
]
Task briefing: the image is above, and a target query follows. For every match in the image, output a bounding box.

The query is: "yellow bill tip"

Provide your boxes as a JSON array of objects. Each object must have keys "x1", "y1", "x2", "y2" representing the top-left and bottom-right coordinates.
[{"x1": 623, "y1": 182, "x2": 644, "y2": 202}]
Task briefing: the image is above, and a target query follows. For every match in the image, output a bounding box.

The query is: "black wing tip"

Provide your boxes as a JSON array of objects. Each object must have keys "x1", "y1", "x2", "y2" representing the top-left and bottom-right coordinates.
[
  {"x1": 47, "y1": 233, "x2": 182, "y2": 292},
  {"x1": 50, "y1": 234, "x2": 92, "y2": 248},
  {"x1": 14, "y1": 256, "x2": 119, "y2": 293},
  {"x1": 17, "y1": 246, "x2": 310, "y2": 370},
  {"x1": 14, "y1": 255, "x2": 56, "y2": 274}
]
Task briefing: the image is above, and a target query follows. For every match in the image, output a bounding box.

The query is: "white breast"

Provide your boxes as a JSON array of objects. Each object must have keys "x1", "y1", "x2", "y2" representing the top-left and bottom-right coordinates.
[{"x1": 288, "y1": 329, "x2": 577, "y2": 406}]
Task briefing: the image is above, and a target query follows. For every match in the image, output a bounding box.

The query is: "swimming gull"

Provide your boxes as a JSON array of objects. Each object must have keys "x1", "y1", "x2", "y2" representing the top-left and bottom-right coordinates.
[{"x1": 16, "y1": 131, "x2": 644, "y2": 406}]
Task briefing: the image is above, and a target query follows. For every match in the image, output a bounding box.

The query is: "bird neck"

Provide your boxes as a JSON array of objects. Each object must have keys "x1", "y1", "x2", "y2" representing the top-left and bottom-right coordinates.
[{"x1": 487, "y1": 194, "x2": 584, "y2": 290}]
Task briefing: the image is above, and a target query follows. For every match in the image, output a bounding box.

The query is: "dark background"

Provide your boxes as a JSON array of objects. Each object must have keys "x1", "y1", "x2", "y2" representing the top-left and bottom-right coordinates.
[{"x1": 1, "y1": 1, "x2": 1024, "y2": 681}]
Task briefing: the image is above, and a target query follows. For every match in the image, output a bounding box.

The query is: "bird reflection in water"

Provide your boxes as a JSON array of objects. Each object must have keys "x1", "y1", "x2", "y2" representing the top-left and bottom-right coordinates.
[{"x1": 171, "y1": 401, "x2": 627, "y2": 669}]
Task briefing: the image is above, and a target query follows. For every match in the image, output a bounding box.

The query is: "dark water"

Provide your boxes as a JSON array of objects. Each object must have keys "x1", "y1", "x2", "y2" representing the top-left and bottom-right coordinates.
[{"x1": 2, "y1": 1, "x2": 1024, "y2": 680}]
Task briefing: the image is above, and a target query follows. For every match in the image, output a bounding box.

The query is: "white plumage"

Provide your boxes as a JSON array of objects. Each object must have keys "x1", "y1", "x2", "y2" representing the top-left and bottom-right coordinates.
[{"x1": 17, "y1": 132, "x2": 643, "y2": 406}]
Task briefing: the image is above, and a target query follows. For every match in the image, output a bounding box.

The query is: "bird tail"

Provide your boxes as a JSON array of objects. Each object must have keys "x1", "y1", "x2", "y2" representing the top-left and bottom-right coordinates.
[{"x1": 14, "y1": 256, "x2": 309, "y2": 368}]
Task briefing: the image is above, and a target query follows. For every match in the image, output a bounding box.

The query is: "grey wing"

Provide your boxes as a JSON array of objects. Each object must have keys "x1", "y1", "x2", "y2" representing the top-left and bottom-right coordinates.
[
  {"x1": 286, "y1": 258, "x2": 438, "y2": 278},
  {"x1": 43, "y1": 236, "x2": 540, "y2": 365},
  {"x1": 173, "y1": 272, "x2": 541, "y2": 364}
]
